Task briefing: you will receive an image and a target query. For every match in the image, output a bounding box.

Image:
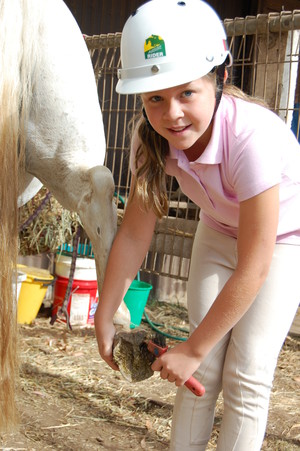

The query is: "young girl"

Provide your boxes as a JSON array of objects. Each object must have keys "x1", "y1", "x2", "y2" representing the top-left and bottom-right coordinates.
[{"x1": 94, "y1": 0, "x2": 300, "y2": 449}]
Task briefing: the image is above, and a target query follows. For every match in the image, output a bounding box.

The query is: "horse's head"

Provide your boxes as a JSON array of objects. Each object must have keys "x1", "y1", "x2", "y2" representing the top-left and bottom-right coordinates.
[
  {"x1": 77, "y1": 165, "x2": 117, "y2": 288},
  {"x1": 76, "y1": 165, "x2": 131, "y2": 327}
]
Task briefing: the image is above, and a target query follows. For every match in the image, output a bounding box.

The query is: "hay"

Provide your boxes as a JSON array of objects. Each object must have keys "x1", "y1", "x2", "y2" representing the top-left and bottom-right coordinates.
[
  {"x1": 15, "y1": 317, "x2": 175, "y2": 448},
  {"x1": 18, "y1": 187, "x2": 80, "y2": 255},
  {"x1": 18, "y1": 187, "x2": 125, "y2": 256},
  {"x1": 0, "y1": 301, "x2": 299, "y2": 449}
]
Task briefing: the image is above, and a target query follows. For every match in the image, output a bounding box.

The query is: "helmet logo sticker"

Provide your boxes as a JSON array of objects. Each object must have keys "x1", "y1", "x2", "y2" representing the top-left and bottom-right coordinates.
[{"x1": 144, "y1": 35, "x2": 166, "y2": 60}]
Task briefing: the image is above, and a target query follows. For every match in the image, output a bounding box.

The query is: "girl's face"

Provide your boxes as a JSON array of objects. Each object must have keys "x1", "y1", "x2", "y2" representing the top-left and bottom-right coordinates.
[{"x1": 141, "y1": 76, "x2": 216, "y2": 158}]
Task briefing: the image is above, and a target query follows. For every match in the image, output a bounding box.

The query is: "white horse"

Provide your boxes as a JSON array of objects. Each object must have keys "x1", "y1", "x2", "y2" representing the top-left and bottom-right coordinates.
[{"x1": 0, "y1": 0, "x2": 129, "y2": 431}]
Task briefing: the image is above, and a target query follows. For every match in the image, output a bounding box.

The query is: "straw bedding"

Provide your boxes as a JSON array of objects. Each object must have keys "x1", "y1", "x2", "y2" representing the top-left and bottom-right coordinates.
[{"x1": 0, "y1": 300, "x2": 298, "y2": 450}]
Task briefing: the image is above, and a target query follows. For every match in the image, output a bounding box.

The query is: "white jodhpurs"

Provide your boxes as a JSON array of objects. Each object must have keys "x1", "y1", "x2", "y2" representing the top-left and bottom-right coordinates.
[{"x1": 170, "y1": 222, "x2": 300, "y2": 451}]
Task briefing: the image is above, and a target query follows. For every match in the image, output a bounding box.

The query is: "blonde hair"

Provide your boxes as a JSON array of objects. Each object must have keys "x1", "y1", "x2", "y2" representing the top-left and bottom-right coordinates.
[{"x1": 131, "y1": 73, "x2": 268, "y2": 218}]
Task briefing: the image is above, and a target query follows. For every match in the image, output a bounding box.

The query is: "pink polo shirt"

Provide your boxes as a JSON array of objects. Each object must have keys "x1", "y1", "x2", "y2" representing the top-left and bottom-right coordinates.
[{"x1": 131, "y1": 95, "x2": 300, "y2": 244}]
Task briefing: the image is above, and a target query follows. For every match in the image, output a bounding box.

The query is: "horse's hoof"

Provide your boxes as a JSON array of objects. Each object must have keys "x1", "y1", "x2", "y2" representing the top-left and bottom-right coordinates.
[{"x1": 113, "y1": 329, "x2": 155, "y2": 382}]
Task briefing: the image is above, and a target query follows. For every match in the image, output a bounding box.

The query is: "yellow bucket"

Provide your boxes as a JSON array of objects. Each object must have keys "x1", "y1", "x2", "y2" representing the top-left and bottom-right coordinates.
[{"x1": 17, "y1": 264, "x2": 54, "y2": 324}]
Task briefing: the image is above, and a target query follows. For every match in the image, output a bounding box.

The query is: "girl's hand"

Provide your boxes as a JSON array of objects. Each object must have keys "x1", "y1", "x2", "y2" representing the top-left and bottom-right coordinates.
[
  {"x1": 151, "y1": 341, "x2": 201, "y2": 386},
  {"x1": 94, "y1": 315, "x2": 119, "y2": 371}
]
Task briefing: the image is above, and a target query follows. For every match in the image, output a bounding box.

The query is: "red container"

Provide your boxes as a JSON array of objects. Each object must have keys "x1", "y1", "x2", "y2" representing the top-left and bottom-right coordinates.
[{"x1": 52, "y1": 275, "x2": 98, "y2": 326}]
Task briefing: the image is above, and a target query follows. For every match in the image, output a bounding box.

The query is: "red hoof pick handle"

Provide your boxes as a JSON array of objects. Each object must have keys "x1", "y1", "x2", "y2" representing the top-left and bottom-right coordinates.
[{"x1": 147, "y1": 340, "x2": 205, "y2": 397}]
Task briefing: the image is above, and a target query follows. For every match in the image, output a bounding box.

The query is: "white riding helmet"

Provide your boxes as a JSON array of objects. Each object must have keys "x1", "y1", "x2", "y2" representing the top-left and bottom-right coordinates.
[{"x1": 116, "y1": 0, "x2": 229, "y2": 95}]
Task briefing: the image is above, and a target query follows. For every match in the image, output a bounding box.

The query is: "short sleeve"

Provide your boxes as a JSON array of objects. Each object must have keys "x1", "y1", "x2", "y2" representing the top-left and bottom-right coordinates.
[{"x1": 229, "y1": 114, "x2": 286, "y2": 201}]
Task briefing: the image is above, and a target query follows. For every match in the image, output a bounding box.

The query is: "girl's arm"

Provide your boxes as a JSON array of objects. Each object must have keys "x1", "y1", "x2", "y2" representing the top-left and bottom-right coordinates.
[
  {"x1": 152, "y1": 184, "x2": 280, "y2": 385},
  {"x1": 94, "y1": 178, "x2": 157, "y2": 369}
]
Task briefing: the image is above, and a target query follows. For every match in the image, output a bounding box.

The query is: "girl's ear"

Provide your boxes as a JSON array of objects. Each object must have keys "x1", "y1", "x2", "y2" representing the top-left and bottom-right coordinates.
[{"x1": 224, "y1": 69, "x2": 228, "y2": 83}]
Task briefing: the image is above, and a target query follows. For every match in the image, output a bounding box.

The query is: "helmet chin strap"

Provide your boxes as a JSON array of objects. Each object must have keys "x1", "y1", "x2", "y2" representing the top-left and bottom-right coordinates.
[{"x1": 213, "y1": 61, "x2": 226, "y2": 115}]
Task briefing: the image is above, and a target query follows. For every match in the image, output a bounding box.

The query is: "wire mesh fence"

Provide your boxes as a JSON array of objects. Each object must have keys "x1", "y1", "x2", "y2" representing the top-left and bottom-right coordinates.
[{"x1": 85, "y1": 11, "x2": 300, "y2": 290}]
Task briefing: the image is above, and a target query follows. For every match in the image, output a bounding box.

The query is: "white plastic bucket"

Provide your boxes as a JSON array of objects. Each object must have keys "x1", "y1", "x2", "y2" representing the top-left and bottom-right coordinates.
[
  {"x1": 55, "y1": 255, "x2": 97, "y2": 281},
  {"x1": 13, "y1": 271, "x2": 27, "y2": 303}
]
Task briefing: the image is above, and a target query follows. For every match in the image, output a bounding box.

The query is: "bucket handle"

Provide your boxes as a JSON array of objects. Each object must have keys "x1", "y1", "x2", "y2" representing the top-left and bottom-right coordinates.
[{"x1": 33, "y1": 276, "x2": 56, "y2": 288}]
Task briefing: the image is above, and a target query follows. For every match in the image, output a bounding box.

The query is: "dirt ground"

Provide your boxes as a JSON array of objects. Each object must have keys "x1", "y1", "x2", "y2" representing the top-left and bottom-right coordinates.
[{"x1": 0, "y1": 302, "x2": 299, "y2": 451}]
